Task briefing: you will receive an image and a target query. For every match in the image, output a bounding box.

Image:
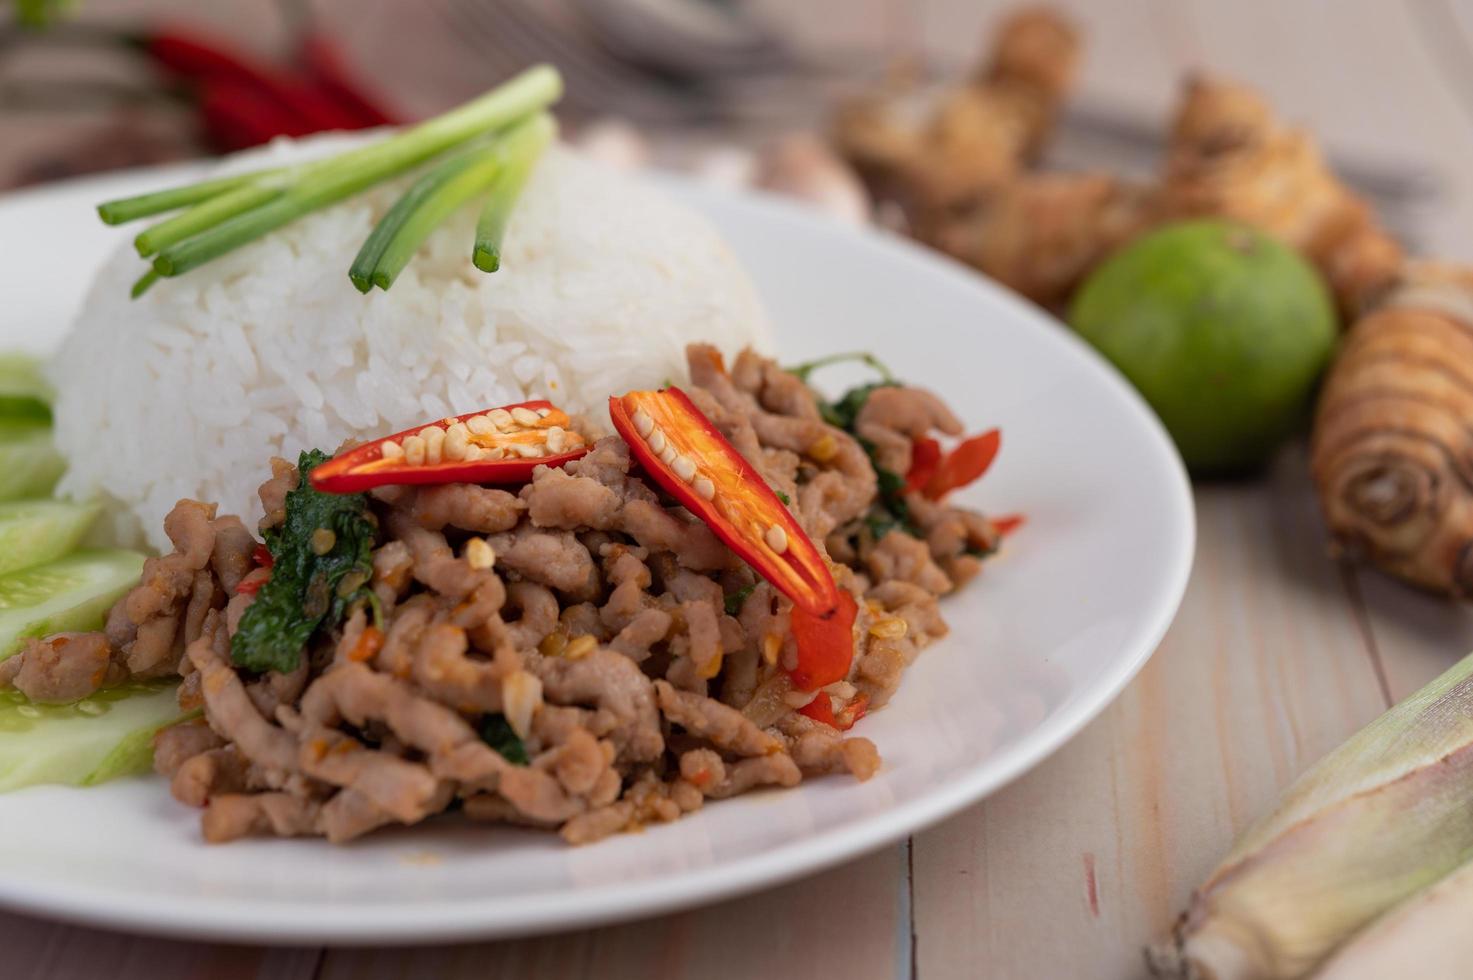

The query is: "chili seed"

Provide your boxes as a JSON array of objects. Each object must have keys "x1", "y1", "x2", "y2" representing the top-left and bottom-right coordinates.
[
  {"x1": 660, "y1": 444, "x2": 679, "y2": 467},
  {"x1": 545, "y1": 426, "x2": 566, "y2": 454},
  {"x1": 762, "y1": 634, "x2": 782, "y2": 665},
  {"x1": 868, "y1": 617, "x2": 908, "y2": 639},
  {"x1": 488, "y1": 408, "x2": 513, "y2": 428},
  {"x1": 764, "y1": 525, "x2": 789, "y2": 554},
  {"x1": 693, "y1": 476, "x2": 715, "y2": 500},
  {"x1": 444, "y1": 422, "x2": 470, "y2": 461},
  {"x1": 808, "y1": 434, "x2": 839, "y2": 462},
  {"x1": 403, "y1": 435, "x2": 426, "y2": 465},
  {"x1": 632, "y1": 409, "x2": 654, "y2": 437},
  {"x1": 465, "y1": 538, "x2": 496, "y2": 570},
  {"x1": 564, "y1": 635, "x2": 597, "y2": 660},
  {"x1": 467, "y1": 415, "x2": 497, "y2": 436},
  {"x1": 421, "y1": 426, "x2": 445, "y2": 465},
  {"x1": 672, "y1": 455, "x2": 697, "y2": 482},
  {"x1": 310, "y1": 528, "x2": 337, "y2": 555},
  {"x1": 536, "y1": 407, "x2": 552, "y2": 418},
  {"x1": 783, "y1": 689, "x2": 818, "y2": 709},
  {"x1": 647, "y1": 428, "x2": 667, "y2": 454},
  {"x1": 823, "y1": 680, "x2": 857, "y2": 699},
  {"x1": 511, "y1": 406, "x2": 540, "y2": 426},
  {"x1": 380, "y1": 440, "x2": 404, "y2": 460},
  {"x1": 501, "y1": 670, "x2": 542, "y2": 739}
]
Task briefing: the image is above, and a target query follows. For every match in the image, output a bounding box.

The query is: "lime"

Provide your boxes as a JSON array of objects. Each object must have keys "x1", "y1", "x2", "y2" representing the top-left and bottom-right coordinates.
[{"x1": 1069, "y1": 220, "x2": 1337, "y2": 474}]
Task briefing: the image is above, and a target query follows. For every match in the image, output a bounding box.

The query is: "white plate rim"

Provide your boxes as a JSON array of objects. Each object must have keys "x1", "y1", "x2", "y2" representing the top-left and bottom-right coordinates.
[{"x1": 0, "y1": 166, "x2": 1195, "y2": 945}]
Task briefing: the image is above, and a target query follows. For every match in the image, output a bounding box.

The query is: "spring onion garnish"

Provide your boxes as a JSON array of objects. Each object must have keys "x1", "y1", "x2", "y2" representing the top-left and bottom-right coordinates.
[
  {"x1": 473, "y1": 113, "x2": 555, "y2": 273},
  {"x1": 349, "y1": 112, "x2": 554, "y2": 292},
  {"x1": 95, "y1": 65, "x2": 564, "y2": 298}
]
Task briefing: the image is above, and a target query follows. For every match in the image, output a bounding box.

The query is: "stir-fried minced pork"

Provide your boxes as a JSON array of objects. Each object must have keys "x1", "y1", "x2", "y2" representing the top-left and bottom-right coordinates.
[{"x1": 2, "y1": 344, "x2": 1006, "y2": 844}]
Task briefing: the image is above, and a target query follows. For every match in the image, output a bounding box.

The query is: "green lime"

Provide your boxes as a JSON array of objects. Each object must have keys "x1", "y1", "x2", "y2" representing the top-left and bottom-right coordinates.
[{"x1": 1069, "y1": 219, "x2": 1337, "y2": 474}]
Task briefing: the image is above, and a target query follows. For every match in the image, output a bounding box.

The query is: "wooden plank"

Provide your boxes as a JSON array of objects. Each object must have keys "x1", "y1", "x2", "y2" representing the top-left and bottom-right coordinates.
[
  {"x1": 0, "y1": 909, "x2": 320, "y2": 980},
  {"x1": 317, "y1": 842, "x2": 907, "y2": 980},
  {"x1": 911, "y1": 453, "x2": 1390, "y2": 979}
]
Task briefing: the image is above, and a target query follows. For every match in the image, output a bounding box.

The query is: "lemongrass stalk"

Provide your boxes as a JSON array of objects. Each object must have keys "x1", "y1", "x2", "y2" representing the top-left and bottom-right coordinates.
[
  {"x1": 367, "y1": 143, "x2": 507, "y2": 290},
  {"x1": 1314, "y1": 857, "x2": 1473, "y2": 980},
  {"x1": 134, "y1": 177, "x2": 291, "y2": 257},
  {"x1": 348, "y1": 145, "x2": 489, "y2": 292},
  {"x1": 1150, "y1": 651, "x2": 1473, "y2": 980},
  {"x1": 147, "y1": 65, "x2": 563, "y2": 279},
  {"x1": 96, "y1": 170, "x2": 280, "y2": 225},
  {"x1": 472, "y1": 113, "x2": 555, "y2": 273}
]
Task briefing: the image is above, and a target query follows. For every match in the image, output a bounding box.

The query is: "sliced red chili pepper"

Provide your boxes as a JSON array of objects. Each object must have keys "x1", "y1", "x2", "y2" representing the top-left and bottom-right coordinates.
[
  {"x1": 310, "y1": 400, "x2": 591, "y2": 494},
  {"x1": 251, "y1": 543, "x2": 274, "y2": 570},
  {"x1": 905, "y1": 437, "x2": 943, "y2": 494},
  {"x1": 991, "y1": 513, "x2": 1025, "y2": 536},
  {"x1": 799, "y1": 689, "x2": 870, "y2": 731},
  {"x1": 924, "y1": 429, "x2": 1001, "y2": 500},
  {"x1": 609, "y1": 387, "x2": 857, "y2": 690}
]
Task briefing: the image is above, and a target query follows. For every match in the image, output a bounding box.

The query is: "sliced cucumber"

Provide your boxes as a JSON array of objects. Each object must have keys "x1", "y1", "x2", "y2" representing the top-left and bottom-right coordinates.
[
  {"x1": 0, "y1": 682, "x2": 188, "y2": 791},
  {"x1": 0, "y1": 549, "x2": 145, "y2": 661},
  {"x1": 0, "y1": 499, "x2": 101, "y2": 578},
  {"x1": 0, "y1": 354, "x2": 53, "y2": 425},
  {"x1": 0, "y1": 425, "x2": 65, "y2": 502}
]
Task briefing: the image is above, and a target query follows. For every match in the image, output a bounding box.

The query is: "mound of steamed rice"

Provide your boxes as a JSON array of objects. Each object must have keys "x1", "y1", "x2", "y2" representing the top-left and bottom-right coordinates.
[{"x1": 52, "y1": 141, "x2": 773, "y2": 550}]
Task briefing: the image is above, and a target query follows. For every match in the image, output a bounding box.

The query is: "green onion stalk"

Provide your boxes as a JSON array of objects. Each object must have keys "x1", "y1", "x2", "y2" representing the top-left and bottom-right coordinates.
[{"x1": 97, "y1": 65, "x2": 564, "y2": 298}]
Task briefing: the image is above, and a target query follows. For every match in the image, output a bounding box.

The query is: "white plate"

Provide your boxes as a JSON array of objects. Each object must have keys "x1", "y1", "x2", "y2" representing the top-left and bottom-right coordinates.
[{"x1": 0, "y1": 166, "x2": 1193, "y2": 945}]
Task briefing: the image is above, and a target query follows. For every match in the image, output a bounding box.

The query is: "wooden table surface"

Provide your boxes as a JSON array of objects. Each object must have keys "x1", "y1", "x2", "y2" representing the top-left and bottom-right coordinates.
[{"x1": 7, "y1": 1, "x2": 1473, "y2": 977}]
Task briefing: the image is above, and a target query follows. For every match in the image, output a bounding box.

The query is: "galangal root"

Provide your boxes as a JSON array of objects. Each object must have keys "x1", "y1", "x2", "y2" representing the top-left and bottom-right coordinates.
[
  {"x1": 928, "y1": 75, "x2": 1403, "y2": 312},
  {"x1": 831, "y1": 6, "x2": 1080, "y2": 219},
  {"x1": 1311, "y1": 264, "x2": 1473, "y2": 597}
]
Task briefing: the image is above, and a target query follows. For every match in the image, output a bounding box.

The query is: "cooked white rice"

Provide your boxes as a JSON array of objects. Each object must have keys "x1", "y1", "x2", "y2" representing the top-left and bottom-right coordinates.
[{"x1": 52, "y1": 140, "x2": 773, "y2": 550}]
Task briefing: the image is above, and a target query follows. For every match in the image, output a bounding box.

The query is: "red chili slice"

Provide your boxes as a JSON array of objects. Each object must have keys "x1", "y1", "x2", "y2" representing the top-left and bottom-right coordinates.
[
  {"x1": 310, "y1": 400, "x2": 591, "y2": 494},
  {"x1": 924, "y1": 429, "x2": 1001, "y2": 501},
  {"x1": 609, "y1": 387, "x2": 857, "y2": 691},
  {"x1": 991, "y1": 513, "x2": 1025, "y2": 536},
  {"x1": 905, "y1": 437, "x2": 943, "y2": 494},
  {"x1": 799, "y1": 690, "x2": 870, "y2": 731}
]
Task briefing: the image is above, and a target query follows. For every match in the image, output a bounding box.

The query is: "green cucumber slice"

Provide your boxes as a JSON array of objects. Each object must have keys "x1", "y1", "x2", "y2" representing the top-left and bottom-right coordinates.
[
  {"x1": 0, "y1": 354, "x2": 53, "y2": 425},
  {"x1": 0, "y1": 499, "x2": 101, "y2": 577},
  {"x1": 0, "y1": 549, "x2": 145, "y2": 661},
  {"x1": 0, "y1": 682, "x2": 187, "y2": 790},
  {"x1": 0, "y1": 426, "x2": 65, "y2": 502}
]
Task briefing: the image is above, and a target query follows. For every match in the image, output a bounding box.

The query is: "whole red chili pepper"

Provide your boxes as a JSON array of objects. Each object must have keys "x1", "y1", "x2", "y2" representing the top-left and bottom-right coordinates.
[
  {"x1": 311, "y1": 400, "x2": 591, "y2": 494},
  {"x1": 142, "y1": 27, "x2": 361, "y2": 133},
  {"x1": 197, "y1": 77, "x2": 315, "y2": 151},
  {"x1": 302, "y1": 32, "x2": 398, "y2": 128},
  {"x1": 609, "y1": 387, "x2": 858, "y2": 691}
]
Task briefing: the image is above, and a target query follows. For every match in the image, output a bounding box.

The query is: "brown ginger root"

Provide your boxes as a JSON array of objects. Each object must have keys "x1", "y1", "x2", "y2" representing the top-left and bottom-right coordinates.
[
  {"x1": 1158, "y1": 75, "x2": 1403, "y2": 316},
  {"x1": 832, "y1": 6, "x2": 1080, "y2": 218},
  {"x1": 928, "y1": 172, "x2": 1155, "y2": 309},
  {"x1": 1310, "y1": 264, "x2": 1473, "y2": 596}
]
